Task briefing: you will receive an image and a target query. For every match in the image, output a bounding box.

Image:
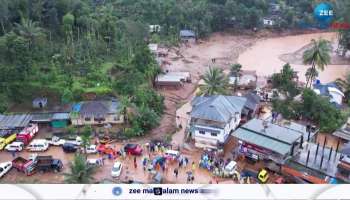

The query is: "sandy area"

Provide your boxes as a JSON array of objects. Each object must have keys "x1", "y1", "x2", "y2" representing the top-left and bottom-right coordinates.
[{"x1": 166, "y1": 33, "x2": 257, "y2": 81}]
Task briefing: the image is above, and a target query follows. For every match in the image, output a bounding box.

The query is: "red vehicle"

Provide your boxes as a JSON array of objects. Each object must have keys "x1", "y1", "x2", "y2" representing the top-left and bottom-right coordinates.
[
  {"x1": 12, "y1": 156, "x2": 36, "y2": 176},
  {"x1": 97, "y1": 144, "x2": 117, "y2": 156},
  {"x1": 16, "y1": 124, "x2": 39, "y2": 145},
  {"x1": 124, "y1": 144, "x2": 143, "y2": 156}
]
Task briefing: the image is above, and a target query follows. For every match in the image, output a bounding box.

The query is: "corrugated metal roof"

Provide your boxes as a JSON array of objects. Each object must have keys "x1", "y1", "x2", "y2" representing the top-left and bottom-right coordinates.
[
  {"x1": 240, "y1": 118, "x2": 302, "y2": 144},
  {"x1": 234, "y1": 128, "x2": 291, "y2": 155},
  {"x1": 31, "y1": 113, "x2": 53, "y2": 122},
  {"x1": 52, "y1": 113, "x2": 70, "y2": 120},
  {"x1": 0, "y1": 114, "x2": 32, "y2": 130},
  {"x1": 191, "y1": 95, "x2": 247, "y2": 123},
  {"x1": 180, "y1": 30, "x2": 195, "y2": 37},
  {"x1": 156, "y1": 74, "x2": 182, "y2": 83},
  {"x1": 333, "y1": 129, "x2": 350, "y2": 141}
]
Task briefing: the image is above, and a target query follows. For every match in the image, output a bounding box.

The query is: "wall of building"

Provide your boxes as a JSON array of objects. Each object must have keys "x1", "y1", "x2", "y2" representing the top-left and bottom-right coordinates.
[
  {"x1": 193, "y1": 113, "x2": 241, "y2": 149},
  {"x1": 71, "y1": 114, "x2": 124, "y2": 126}
]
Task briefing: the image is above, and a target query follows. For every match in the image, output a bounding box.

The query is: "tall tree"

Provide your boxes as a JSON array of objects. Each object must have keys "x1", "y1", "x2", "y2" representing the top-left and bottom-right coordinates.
[
  {"x1": 81, "y1": 125, "x2": 92, "y2": 155},
  {"x1": 64, "y1": 154, "x2": 95, "y2": 184},
  {"x1": 199, "y1": 66, "x2": 229, "y2": 96},
  {"x1": 336, "y1": 73, "x2": 350, "y2": 103},
  {"x1": 304, "y1": 67, "x2": 319, "y2": 88},
  {"x1": 271, "y1": 63, "x2": 300, "y2": 98},
  {"x1": 303, "y1": 39, "x2": 331, "y2": 88},
  {"x1": 14, "y1": 18, "x2": 44, "y2": 48}
]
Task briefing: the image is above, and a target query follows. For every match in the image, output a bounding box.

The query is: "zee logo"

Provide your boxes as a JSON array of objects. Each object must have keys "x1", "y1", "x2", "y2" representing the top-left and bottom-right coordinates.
[{"x1": 112, "y1": 186, "x2": 122, "y2": 196}]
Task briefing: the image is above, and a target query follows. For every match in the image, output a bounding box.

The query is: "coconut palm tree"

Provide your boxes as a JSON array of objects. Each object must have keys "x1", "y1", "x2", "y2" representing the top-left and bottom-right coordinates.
[
  {"x1": 81, "y1": 126, "x2": 92, "y2": 155},
  {"x1": 199, "y1": 66, "x2": 230, "y2": 96},
  {"x1": 303, "y1": 39, "x2": 331, "y2": 88},
  {"x1": 14, "y1": 18, "x2": 44, "y2": 47},
  {"x1": 305, "y1": 67, "x2": 319, "y2": 87},
  {"x1": 64, "y1": 154, "x2": 96, "y2": 184}
]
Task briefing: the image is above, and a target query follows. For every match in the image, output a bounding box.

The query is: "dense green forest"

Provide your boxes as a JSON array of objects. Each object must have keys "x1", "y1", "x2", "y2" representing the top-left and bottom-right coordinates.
[{"x1": 0, "y1": 0, "x2": 349, "y2": 136}]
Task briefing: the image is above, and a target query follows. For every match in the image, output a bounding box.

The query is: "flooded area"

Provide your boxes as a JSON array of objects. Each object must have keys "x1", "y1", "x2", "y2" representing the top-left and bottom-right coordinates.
[
  {"x1": 1, "y1": 31, "x2": 350, "y2": 184},
  {"x1": 238, "y1": 32, "x2": 349, "y2": 83}
]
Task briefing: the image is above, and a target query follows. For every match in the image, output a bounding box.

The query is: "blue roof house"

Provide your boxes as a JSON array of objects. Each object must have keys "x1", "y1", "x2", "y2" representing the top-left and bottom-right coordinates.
[
  {"x1": 189, "y1": 95, "x2": 247, "y2": 149},
  {"x1": 312, "y1": 82, "x2": 344, "y2": 107}
]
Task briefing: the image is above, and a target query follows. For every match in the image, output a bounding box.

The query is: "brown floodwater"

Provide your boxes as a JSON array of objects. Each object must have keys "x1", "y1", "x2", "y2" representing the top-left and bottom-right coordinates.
[{"x1": 238, "y1": 32, "x2": 350, "y2": 83}]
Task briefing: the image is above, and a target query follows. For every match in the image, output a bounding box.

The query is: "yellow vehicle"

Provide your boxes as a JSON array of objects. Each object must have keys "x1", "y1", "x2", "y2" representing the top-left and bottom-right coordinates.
[
  {"x1": 0, "y1": 133, "x2": 17, "y2": 150},
  {"x1": 258, "y1": 169, "x2": 269, "y2": 183}
]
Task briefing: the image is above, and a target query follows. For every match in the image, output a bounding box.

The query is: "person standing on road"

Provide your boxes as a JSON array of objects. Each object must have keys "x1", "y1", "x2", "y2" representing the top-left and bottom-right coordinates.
[
  {"x1": 11, "y1": 150, "x2": 16, "y2": 158},
  {"x1": 192, "y1": 162, "x2": 196, "y2": 172},
  {"x1": 185, "y1": 157, "x2": 189, "y2": 167},
  {"x1": 174, "y1": 168, "x2": 179, "y2": 178},
  {"x1": 142, "y1": 157, "x2": 147, "y2": 171}
]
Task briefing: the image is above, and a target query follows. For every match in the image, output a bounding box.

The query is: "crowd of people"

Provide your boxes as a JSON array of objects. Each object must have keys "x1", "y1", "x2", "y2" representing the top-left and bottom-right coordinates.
[{"x1": 199, "y1": 150, "x2": 235, "y2": 178}]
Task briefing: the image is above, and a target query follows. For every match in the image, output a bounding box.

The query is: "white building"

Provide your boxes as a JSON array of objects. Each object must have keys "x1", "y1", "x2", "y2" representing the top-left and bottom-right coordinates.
[
  {"x1": 312, "y1": 82, "x2": 344, "y2": 107},
  {"x1": 189, "y1": 95, "x2": 247, "y2": 150}
]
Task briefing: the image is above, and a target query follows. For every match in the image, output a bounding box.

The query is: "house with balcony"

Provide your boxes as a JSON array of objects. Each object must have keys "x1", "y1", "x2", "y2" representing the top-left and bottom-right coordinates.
[{"x1": 188, "y1": 95, "x2": 247, "y2": 150}]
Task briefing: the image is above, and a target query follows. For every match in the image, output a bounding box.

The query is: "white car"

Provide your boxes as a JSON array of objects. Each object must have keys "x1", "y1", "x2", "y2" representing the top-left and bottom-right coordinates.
[
  {"x1": 5, "y1": 142, "x2": 24, "y2": 152},
  {"x1": 87, "y1": 158, "x2": 103, "y2": 167},
  {"x1": 85, "y1": 145, "x2": 97, "y2": 154},
  {"x1": 224, "y1": 160, "x2": 237, "y2": 176},
  {"x1": 26, "y1": 139, "x2": 49, "y2": 151},
  {"x1": 0, "y1": 162, "x2": 12, "y2": 178},
  {"x1": 47, "y1": 136, "x2": 66, "y2": 146},
  {"x1": 66, "y1": 136, "x2": 82, "y2": 146},
  {"x1": 111, "y1": 161, "x2": 122, "y2": 177}
]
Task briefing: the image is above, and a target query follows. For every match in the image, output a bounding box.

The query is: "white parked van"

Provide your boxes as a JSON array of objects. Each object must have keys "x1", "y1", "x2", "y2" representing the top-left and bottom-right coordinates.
[
  {"x1": 85, "y1": 145, "x2": 97, "y2": 154},
  {"x1": 164, "y1": 150, "x2": 179, "y2": 160},
  {"x1": 26, "y1": 139, "x2": 49, "y2": 152},
  {"x1": 5, "y1": 142, "x2": 24, "y2": 152},
  {"x1": 224, "y1": 161, "x2": 237, "y2": 176}
]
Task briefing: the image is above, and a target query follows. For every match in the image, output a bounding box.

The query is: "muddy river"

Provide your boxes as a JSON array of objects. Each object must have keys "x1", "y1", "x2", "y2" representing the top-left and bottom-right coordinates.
[{"x1": 238, "y1": 32, "x2": 349, "y2": 82}]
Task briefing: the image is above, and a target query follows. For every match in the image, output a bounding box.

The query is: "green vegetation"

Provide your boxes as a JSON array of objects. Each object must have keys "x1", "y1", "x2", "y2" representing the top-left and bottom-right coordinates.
[
  {"x1": 302, "y1": 39, "x2": 331, "y2": 88},
  {"x1": 336, "y1": 73, "x2": 350, "y2": 105},
  {"x1": 272, "y1": 63, "x2": 346, "y2": 133},
  {"x1": 335, "y1": 0, "x2": 350, "y2": 56},
  {"x1": 64, "y1": 154, "x2": 96, "y2": 184},
  {"x1": 271, "y1": 63, "x2": 300, "y2": 98},
  {"x1": 273, "y1": 89, "x2": 345, "y2": 132},
  {"x1": 81, "y1": 125, "x2": 92, "y2": 154},
  {"x1": 230, "y1": 63, "x2": 242, "y2": 77},
  {"x1": 199, "y1": 67, "x2": 230, "y2": 96},
  {"x1": 0, "y1": 0, "x2": 348, "y2": 134}
]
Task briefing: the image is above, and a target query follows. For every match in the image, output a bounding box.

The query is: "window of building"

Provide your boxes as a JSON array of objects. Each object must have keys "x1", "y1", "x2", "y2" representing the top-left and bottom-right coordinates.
[
  {"x1": 199, "y1": 130, "x2": 205, "y2": 135},
  {"x1": 94, "y1": 117, "x2": 105, "y2": 122},
  {"x1": 211, "y1": 132, "x2": 218, "y2": 137},
  {"x1": 85, "y1": 117, "x2": 91, "y2": 121}
]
